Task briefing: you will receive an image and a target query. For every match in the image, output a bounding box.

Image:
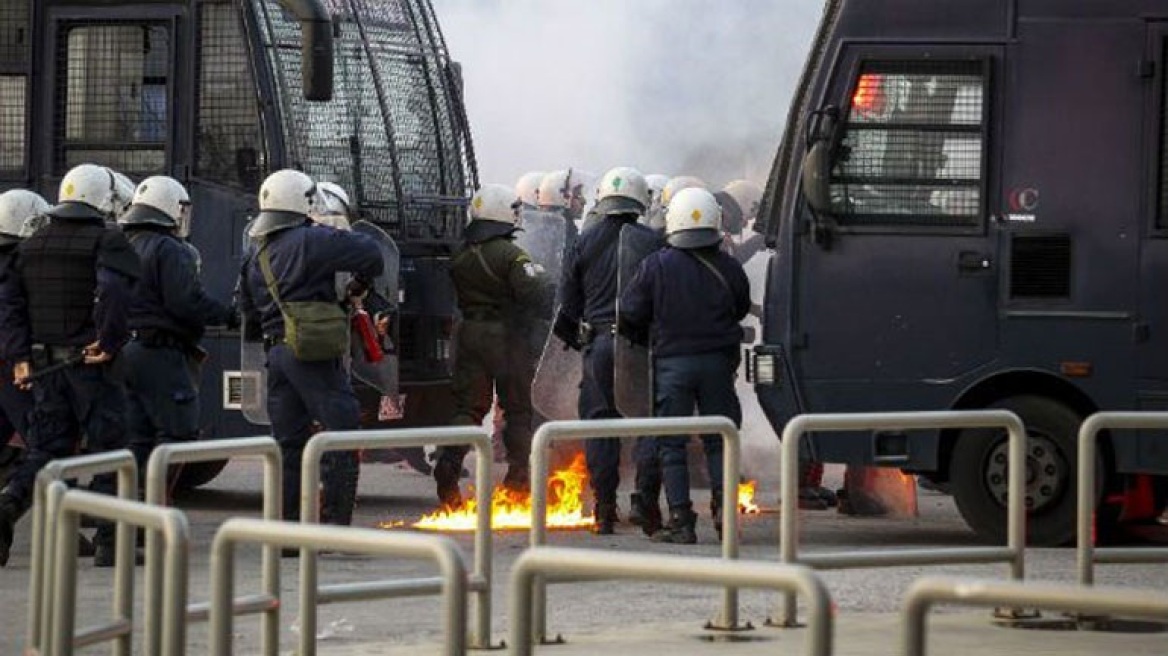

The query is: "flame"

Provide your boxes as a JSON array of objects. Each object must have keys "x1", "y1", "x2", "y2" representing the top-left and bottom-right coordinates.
[
  {"x1": 399, "y1": 452, "x2": 595, "y2": 532},
  {"x1": 737, "y1": 479, "x2": 761, "y2": 515}
]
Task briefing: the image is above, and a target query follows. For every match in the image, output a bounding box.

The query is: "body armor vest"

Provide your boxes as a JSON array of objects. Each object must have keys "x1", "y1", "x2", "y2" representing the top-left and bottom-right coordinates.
[{"x1": 19, "y1": 220, "x2": 105, "y2": 345}]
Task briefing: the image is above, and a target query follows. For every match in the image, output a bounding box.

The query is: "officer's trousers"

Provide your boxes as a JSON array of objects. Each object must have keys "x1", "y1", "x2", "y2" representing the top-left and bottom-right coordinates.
[
  {"x1": 3, "y1": 362, "x2": 126, "y2": 541},
  {"x1": 0, "y1": 368, "x2": 34, "y2": 487},
  {"x1": 266, "y1": 345, "x2": 360, "y2": 523},
  {"x1": 654, "y1": 351, "x2": 741, "y2": 511},
  {"x1": 579, "y1": 332, "x2": 621, "y2": 505},
  {"x1": 120, "y1": 341, "x2": 201, "y2": 476},
  {"x1": 442, "y1": 319, "x2": 533, "y2": 482}
]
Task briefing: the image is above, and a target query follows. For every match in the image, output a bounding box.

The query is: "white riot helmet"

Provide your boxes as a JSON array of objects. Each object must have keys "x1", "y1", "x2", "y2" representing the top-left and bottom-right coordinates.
[
  {"x1": 469, "y1": 184, "x2": 520, "y2": 226},
  {"x1": 514, "y1": 171, "x2": 545, "y2": 209},
  {"x1": 0, "y1": 190, "x2": 50, "y2": 243},
  {"x1": 57, "y1": 164, "x2": 134, "y2": 218},
  {"x1": 595, "y1": 167, "x2": 649, "y2": 216},
  {"x1": 249, "y1": 169, "x2": 317, "y2": 238},
  {"x1": 312, "y1": 181, "x2": 353, "y2": 230},
  {"x1": 660, "y1": 175, "x2": 707, "y2": 209},
  {"x1": 645, "y1": 174, "x2": 670, "y2": 203},
  {"x1": 665, "y1": 187, "x2": 723, "y2": 250},
  {"x1": 120, "y1": 176, "x2": 190, "y2": 229},
  {"x1": 537, "y1": 170, "x2": 571, "y2": 209}
]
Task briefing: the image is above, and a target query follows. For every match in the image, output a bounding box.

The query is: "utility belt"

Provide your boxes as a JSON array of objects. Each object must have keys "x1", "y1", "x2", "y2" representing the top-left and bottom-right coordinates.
[
  {"x1": 134, "y1": 329, "x2": 208, "y2": 364},
  {"x1": 579, "y1": 321, "x2": 615, "y2": 346}
]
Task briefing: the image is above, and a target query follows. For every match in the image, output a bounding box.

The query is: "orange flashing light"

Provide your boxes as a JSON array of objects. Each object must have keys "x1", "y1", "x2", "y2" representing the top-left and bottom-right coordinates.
[
  {"x1": 852, "y1": 73, "x2": 885, "y2": 115},
  {"x1": 1059, "y1": 361, "x2": 1093, "y2": 378}
]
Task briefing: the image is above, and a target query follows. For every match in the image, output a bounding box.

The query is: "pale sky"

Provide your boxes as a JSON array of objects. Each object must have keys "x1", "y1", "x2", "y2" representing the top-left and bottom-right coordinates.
[{"x1": 431, "y1": 1, "x2": 824, "y2": 190}]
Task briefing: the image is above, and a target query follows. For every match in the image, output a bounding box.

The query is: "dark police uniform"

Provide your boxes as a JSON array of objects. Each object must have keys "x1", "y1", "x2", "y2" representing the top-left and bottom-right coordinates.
[
  {"x1": 0, "y1": 202, "x2": 140, "y2": 562},
  {"x1": 239, "y1": 222, "x2": 382, "y2": 524},
  {"x1": 619, "y1": 244, "x2": 750, "y2": 541},
  {"x1": 557, "y1": 212, "x2": 653, "y2": 531},
  {"x1": 0, "y1": 238, "x2": 34, "y2": 487},
  {"x1": 435, "y1": 220, "x2": 549, "y2": 505},
  {"x1": 122, "y1": 221, "x2": 234, "y2": 485}
]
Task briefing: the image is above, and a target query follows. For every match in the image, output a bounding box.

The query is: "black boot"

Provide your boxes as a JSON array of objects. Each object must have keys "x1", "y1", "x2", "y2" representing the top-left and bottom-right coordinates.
[
  {"x1": 651, "y1": 506, "x2": 698, "y2": 545},
  {"x1": 628, "y1": 492, "x2": 663, "y2": 536},
  {"x1": 0, "y1": 493, "x2": 23, "y2": 567},
  {"x1": 710, "y1": 496, "x2": 725, "y2": 542},
  {"x1": 591, "y1": 501, "x2": 618, "y2": 535},
  {"x1": 93, "y1": 525, "x2": 145, "y2": 568},
  {"x1": 433, "y1": 458, "x2": 464, "y2": 509}
]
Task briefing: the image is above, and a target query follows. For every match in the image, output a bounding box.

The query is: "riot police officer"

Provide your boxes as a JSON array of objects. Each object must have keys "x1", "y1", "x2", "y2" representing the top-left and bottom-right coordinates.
[
  {"x1": 238, "y1": 170, "x2": 383, "y2": 535},
  {"x1": 0, "y1": 190, "x2": 48, "y2": 565},
  {"x1": 619, "y1": 188, "x2": 751, "y2": 543},
  {"x1": 555, "y1": 166, "x2": 657, "y2": 534},
  {"x1": 0, "y1": 164, "x2": 140, "y2": 566},
  {"x1": 118, "y1": 177, "x2": 235, "y2": 497},
  {"x1": 434, "y1": 184, "x2": 550, "y2": 506}
]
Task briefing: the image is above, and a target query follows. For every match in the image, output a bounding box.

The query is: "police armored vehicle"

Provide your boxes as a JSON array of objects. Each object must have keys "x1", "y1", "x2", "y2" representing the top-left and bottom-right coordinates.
[
  {"x1": 753, "y1": 0, "x2": 1168, "y2": 545},
  {"x1": 0, "y1": 0, "x2": 476, "y2": 487}
]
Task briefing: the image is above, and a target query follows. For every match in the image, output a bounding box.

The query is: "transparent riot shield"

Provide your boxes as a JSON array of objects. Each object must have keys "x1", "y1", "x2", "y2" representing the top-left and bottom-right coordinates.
[
  {"x1": 239, "y1": 218, "x2": 270, "y2": 425},
  {"x1": 614, "y1": 224, "x2": 665, "y2": 418},
  {"x1": 531, "y1": 310, "x2": 582, "y2": 420},
  {"x1": 515, "y1": 210, "x2": 568, "y2": 281},
  {"x1": 350, "y1": 221, "x2": 401, "y2": 397}
]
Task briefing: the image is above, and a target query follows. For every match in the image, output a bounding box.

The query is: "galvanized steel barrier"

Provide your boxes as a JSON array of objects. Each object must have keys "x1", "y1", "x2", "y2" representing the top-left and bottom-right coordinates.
[
  {"x1": 1077, "y1": 412, "x2": 1168, "y2": 587},
  {"x1": 26, "y1": 450, "x2": 137, "y2": 654},
  {"x1": 45, "y1": 484, "x2": 190, "y2": 656},
  {"x1": 509, "y1": 547, "x2": 832, "y2": 656},
  {"x1": 143, "y1": 437, "x2": 283, "y2": 655},
  {"x1": 301, "y1": 427, "x2": 493, "y2": 653},
  {"x1": 901, "y1": 576, "x2": 1168, "y2": 656},
  {"x1": 210, "y1": 517, "x2": 468, "y2": 656},
  {"x1": 777, "y1": 411, "x2": 1028, "y2": 627},
  {"x1": 530, "y1": 416, "x2": 743, "y2": 641}
]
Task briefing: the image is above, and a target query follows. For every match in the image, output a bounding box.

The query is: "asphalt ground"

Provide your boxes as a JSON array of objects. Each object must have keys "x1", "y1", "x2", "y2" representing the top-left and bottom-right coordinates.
[{"x1": 2, "y1": 459, "x2": 1167, "y2": 654}]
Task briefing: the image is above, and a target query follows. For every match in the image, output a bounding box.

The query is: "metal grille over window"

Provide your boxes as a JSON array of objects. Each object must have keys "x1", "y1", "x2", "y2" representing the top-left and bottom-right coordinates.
[
  {"x1": 831, "y1": 61, "x2": 986, "y2": 228},
  {"x1": 1160, "y1": 40, "x2": 1168, "y2": 228},
  {"x1": 0, "y1": 1, "x2": 30, "y2": 68},
  {"x1": 197, "y1": 2, "x2": 265, "y2": 189},
  {"x1": 250, "y1": 0, "x2": 474, "y2": 241},
  {"x1": 0, "y1": 1, "x2": 31, "y2": 177},
  {"x1": 56, "y1": 24, "x2": 170, "y2": 177}
]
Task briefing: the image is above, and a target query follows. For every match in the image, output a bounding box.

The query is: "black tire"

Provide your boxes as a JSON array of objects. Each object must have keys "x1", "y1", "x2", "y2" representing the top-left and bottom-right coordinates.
[
  {"x1": 950, "y1": 395, "x2": 1100, "y2": 547},
  {"x1": 172, "y1": 459, "x2": 229, "y2": 492}
]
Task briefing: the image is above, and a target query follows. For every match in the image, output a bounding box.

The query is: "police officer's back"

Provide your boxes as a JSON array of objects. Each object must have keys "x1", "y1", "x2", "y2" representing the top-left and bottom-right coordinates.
[
  {"x1": 238, "y1": 170, "x2": 383, "y2": 529},
  {"x1": 619, "y1": 188, "x2": 751, "y2": 544},
  {"x1": 2, "y1": 164, "x2": 140, "y2": 566},
  {"x1": 119, "y1": 176, "x2": 235, "y2": 488},
  {"x1": 434, "y1": 184, "x2": 550, "y2": 507}
]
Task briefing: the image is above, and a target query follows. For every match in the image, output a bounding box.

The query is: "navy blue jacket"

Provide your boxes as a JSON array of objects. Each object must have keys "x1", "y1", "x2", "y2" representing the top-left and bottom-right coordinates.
[
  {"x1": 127, "y1": 228, "x2": 233, "y2": 344},
  {"x1": 239, "y1": 223, "x2": 384, "y2": 339},
  {"x1": 0, "y1": 246, "x2": 28, "y2": 362},
  {"x1": 619, "y1": 245, "x2": 751, "y2": 359},
  {"x1": 558, "y1": 215, "x2": 640, "y2": 325}
]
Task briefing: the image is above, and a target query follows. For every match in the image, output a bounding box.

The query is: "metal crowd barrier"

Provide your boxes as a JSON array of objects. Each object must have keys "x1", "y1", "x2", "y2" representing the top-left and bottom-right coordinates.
[
  {"x1": 143, "y1": 437, "x2": 283, "y2": 655},
  {"x1": 46, "y1": 484, "x2": 190, "y2": 656},
  {"x1": 530, "y1": 416, "x2": 743, "y2": 642},
  {"x1": 300, "y1": 427, "x2": 493, "y2": 653},
  {"x1": 26, "y1": 450, "x2": 137, "y2": 653},
  {"x1": 901, "y1": 576, "x2": 1168, "y2": 656},
  {"x1": 210, "y1": 517, "x2": 467, "y2": 656},
  {"x1": 776, "y1": 411, "x2": 1028, "y2": 627},
  {"x1": 509, "y1": 547, "x2": 832, "y2": 656},
  {"x1": 1077, "y1": 412, "x2": 1168, "y2": 589}
]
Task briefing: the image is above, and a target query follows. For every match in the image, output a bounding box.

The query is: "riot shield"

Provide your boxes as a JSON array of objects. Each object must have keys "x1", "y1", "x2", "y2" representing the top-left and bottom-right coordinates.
[
  {"x1": 614, "y1": 224, "x2": 665, "y2": 418},
  {"x1": 349, "y1": 221, "x2": 401, "y2": 396},
  {"x1": 239, "y1": 218, "x2": 270, "y2": 425},
  {"x1": 531, "y1": 310, "x2": 582, "y2": 420},
  {"x1": 515, "y1": 210, "x2": 568, "y2": 281}
]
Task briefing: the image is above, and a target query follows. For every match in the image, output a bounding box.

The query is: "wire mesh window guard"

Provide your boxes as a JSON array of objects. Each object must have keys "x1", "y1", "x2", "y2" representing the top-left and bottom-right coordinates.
[
  {"x1": 56, "y1": 23, "x2": 170, "y2": 177},
  {"x1": 830, "y1": 60, "x2": 987, "y2": 228},
  {"x1": 196, "y1": 2, "x2": 265, "y2": 189},
  {"x1": 1159, "y1": 39, "x2": 1168, "y2": 229},
  {"x1": 0, "y1": 1, "x2": 31, "y2": 177}
]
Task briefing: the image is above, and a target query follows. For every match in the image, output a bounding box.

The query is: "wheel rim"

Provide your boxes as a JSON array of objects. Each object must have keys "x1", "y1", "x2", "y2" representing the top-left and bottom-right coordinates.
[{"x1": 983, "y1": 432, "x2": 1068, "y2": 513}]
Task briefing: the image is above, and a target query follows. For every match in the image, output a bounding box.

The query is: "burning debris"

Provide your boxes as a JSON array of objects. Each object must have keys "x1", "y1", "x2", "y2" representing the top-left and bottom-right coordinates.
[{"x1": 737, "y1": 479, "x2": 762, "y2": 515}]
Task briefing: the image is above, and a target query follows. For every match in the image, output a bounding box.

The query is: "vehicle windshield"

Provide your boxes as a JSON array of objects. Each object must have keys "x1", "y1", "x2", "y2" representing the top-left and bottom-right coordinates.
[{"x1": 251, "y1": 0, "x2": 475, "y2": 241}]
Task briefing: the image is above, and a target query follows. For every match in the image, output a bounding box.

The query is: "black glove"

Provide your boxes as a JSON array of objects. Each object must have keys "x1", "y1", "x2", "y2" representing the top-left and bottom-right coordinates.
[
  {"x1": 346, "y1": 276, "x2": 370, "y2": 300},
  {"x1": 552, "y1": 310, "x2": 583, "y2": 351},
  {"x1": 617, "y1": 316, "x2": 649, "y2": 348}
]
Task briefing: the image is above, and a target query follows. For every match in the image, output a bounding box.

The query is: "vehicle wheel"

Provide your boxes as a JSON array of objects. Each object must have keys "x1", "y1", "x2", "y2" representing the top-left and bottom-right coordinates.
[
  {"x1": 950, "y1": 395, "x2": 1100, "y2": 546},
  {"x1": 172, "y1": 459, "x2": 229, "y2": 492}
]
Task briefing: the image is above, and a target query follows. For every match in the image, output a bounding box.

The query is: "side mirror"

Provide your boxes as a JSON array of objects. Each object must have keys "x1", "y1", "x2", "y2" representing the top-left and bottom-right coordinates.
[
  {"x1": 278, "y1": 0, "x2": 335, "y2": 102},
  {"x1": 800, "y1": 141, "x2": 833, "y2": 214}
]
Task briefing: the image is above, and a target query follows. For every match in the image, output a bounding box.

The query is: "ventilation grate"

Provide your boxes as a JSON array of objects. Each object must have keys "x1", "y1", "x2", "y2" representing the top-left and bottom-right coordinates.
[{"x1": 1010, "y1": 233, "x2": 1072, "y2": 299}]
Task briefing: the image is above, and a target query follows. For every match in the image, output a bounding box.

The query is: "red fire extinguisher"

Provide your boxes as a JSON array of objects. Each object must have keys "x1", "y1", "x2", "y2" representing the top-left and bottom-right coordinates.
[{"x1": 352, "y1": 309, "x2": 384, "y2": 363}]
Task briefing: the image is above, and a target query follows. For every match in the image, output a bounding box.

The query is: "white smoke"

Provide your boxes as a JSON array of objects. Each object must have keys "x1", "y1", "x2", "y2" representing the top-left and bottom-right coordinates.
[{"x1": 433, "y1": 0, "x2": 824, "y2": 191}]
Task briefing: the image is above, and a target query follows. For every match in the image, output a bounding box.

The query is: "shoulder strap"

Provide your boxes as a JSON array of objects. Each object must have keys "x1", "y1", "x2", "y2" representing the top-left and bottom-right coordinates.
[
  {"x1": 256, "y1": 239, "x2": 285, "y2": 310},
  {"x1": 471, "y1": 244, "x2": 506, "y2": 286},
  {"x1": 684, "y1": 249, "x2": 732, "y2": 295}
]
